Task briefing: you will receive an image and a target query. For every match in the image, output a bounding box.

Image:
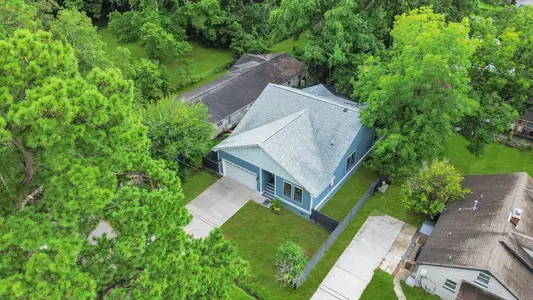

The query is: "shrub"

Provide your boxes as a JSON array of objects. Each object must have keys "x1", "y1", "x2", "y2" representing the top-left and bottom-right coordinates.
[
  {"x1": 270, "y1": 198, "x2": 283, "y2": 215},
  {"x1": 402, "y1": 159, "x2": 470, "y2": 218},
  {"x1": 275, "y1": 242, "x2": 307, "y2": 288}
]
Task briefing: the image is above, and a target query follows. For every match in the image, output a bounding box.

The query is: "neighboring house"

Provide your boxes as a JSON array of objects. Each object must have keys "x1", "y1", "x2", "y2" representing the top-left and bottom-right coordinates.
[
  {"x1": 415, "y1": 173, "x2": 533, "y2": 300},
  {"x1": 212, "y1": 84, "x2": 375, "y2": 216},
  {"x1": 514, "y1": 110, "x2": 533, "y2": 140},
  {"x1": 181, "y1": 53, "x2": 307, "y2": 136}
]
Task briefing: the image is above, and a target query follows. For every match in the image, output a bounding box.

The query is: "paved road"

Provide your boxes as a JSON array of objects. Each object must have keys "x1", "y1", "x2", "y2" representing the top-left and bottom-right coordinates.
[
  {"x1": 184, "y1": 177, "x2": 264, "y2": 238},
  {"x1": 311, "y1": 215, "x2": 405, "y2": 300}
]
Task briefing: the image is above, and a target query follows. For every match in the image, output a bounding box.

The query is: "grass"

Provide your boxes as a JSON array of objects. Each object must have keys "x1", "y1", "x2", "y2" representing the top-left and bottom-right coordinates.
[
  {"x1": 443, "y1": 134, "x2": 533, "y2": 177},
  {"x1": 229, "y1": 285, "x2": 255, "y2": 300},
  {"x1": 97, "y1": 28, "x2": 233, "y2": 86},
  {"x1": 221, "y1": 201, "x2": 330, "y2": 299},
  {"x1": 181, "y1": 170, "x2": 220, "y2": 204},
  {"x1": 401, "y1": 280, "x2": 439, "y2": 300},
  {"x1": 359, "y1": 270, "x2": 397, "y2": 300},
  {"x1": 270, "y1": 35, "x2": 309, "y2": 55},
  {"x1": 320, "y1": 167, "x2": 378, "y2": 220}
]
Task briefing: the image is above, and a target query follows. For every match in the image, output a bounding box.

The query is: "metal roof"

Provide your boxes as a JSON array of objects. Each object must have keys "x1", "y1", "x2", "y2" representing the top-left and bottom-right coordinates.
[{"x1": 213, "y1": 84, "x2": 362, "y2": 198}]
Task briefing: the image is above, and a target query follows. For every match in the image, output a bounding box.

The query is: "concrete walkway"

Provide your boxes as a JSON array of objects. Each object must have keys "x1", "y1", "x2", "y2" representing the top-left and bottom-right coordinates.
[
  {"x1": 311, "y1": 215, "x2": 405, "y2": 300},
  {"x1": 184, "y1": 177, "x2": 265, "y2": 238}
]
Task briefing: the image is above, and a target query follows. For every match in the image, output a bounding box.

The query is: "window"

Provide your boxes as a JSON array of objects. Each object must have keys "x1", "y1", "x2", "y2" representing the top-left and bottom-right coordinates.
[
  {"x1": 294, "y1": 187, "x2": 303, "y2": 203},
  {"x1": 476, "y1": 272, "x2": 491, "y2": 286},
  {"x1": 346, "y1": 150, "x2": 357, "y2": 171},
  {"x1": 443, "y1": 279, "x2": 457, "y2": 292},
  {"x1": 526, "y1": 122, "x2": 533, "y2": 129},
  {"x1": 283, "y1": 182, "x2": 292, "y2": 198}
]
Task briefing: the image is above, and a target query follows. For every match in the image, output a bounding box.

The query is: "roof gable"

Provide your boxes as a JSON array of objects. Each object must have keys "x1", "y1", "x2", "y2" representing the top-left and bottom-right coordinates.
[{"x1": 214, "y1": 84, "x2": 362, "y2": 197}]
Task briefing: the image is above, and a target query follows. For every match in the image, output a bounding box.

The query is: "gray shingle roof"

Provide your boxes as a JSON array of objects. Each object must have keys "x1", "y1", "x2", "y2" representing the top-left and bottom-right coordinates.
[
  {"x1": 179, "y1": 53, "x2": 306, "y2": 123},
  {"x1": 213, "y1": 84, "x2": 362, "y2": 198},
  {"x1": 417, "y1": 173, "x2": 533, "y2": 300}
]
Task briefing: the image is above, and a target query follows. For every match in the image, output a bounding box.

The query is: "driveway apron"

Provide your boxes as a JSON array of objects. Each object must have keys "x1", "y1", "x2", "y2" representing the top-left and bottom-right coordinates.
[{"x1": 184, "y1": 177, "x2": 264, "y2": 238}]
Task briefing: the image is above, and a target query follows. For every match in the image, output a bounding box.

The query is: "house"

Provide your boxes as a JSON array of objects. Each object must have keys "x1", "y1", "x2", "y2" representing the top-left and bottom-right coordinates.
[
  {"x1": 514, "y1": 109, "x2": 533, "y2": 140},
  {"x1": 516, "y1": 0, "x2": 533, "y2": 7},
  {"x1": 211, "y1": 84, "x2": 375, "y2": 216},
  {"x1": 415, "y1": 173, "x2": 533, "y2": 300},
  {"x1": 180, "y1": 53, "x2": 307, "y2": 136}
]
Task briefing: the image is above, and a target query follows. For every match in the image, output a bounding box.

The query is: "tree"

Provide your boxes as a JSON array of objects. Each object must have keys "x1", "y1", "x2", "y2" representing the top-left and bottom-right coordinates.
[
  {"x1": 142, "y1": 97, "x2": 214, "y2": 178},
  {"x1": 402, "y1": 159, "x2": 470, "y2": 218},
  {"x1": 49, "y1": 9, "x2": 111, "y2": 72},
  {"x1": 0, "y1": 29, "x2": 246, "y2": 299},
  {"x1": 461, "y1": 6, "x2": 533, "y2": 154},
  {"x1": 0, "y1": 0, "x2": 40, "y2": 38},
  {"x1": 132, "y1": 58, "x2": 171, "y2": 103},
  {"x1": 140, "y1": 22, "x2": 192, "y2": 64},
  {"x1": 270, "y1": 0, "x2": 386, "y2": 95},
  {"x1": 275, "y1": 242, "x2": 307, "y2": 288},
  {"x1": 355, "y1": 8, "x2": 477, "y2": 177}
]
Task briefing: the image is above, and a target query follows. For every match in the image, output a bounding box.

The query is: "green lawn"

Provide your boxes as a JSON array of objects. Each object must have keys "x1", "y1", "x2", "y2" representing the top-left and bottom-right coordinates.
[
  {"x1": 229, "y1": 285, "x2": 254, "y2": 300},
  {"x1": 320, "y1": 167, "x2": 378, "y2": 220},
  {"x1": 443, "y1": 134, "x2": 533, "y2": 177},
  {"x1": 97, "y1": 28, "x2": 233, "y2": 86},
  {"x1": 401, "y1": 280, "x2": 439, "y2": 300},
  {"x1": 359, "y1": 270, "x2": 397, "y2": 300},
  {"x1": 221, "y1": 201, "x2": 329, "y2": 299},
  {"x1": 270, "y1": 36, "x2": 309, "y2": 55},
  {"x1": 181, "y1": 171, "x2": 220, "y2": 204}
]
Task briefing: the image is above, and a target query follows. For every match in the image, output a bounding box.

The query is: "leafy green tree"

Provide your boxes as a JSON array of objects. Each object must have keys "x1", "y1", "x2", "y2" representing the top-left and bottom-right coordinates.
[
  {"x1": 108, "y1": 10, "x2": 144, "y2": 43},
  {"x1": 0, "y1": 29, "x2": 246, "y2": 299},
  {"x1": 355, "y1": 8, "x2": 477, "y2": 177},
  {"x1": 402, "y1": 159, "x2": 470, "y2": 218},
  {"x1": 142, "y1": 97, "x2": 214, "y2": 177},
  {"x1": 49, "y1": 9, "x2": 111, "y2": 72},
  {"x1": 270, "y1": 0, "x2": 386, "y2": 95},
  {"x1": 461, "y1": 6, "x2": 533, "y2": 154},
  {"x1": 140, "y1": 22, "x2": 192, "y2": 64},
  {"x1": 132, "y1": 58, "x2": 171, "y2": 103},
  {"x1": 275, "y1": 242, "x2": 307, "y2": 288},
  {"x1": 0, "y1": 0, "x2": 39, "y2": 37}
]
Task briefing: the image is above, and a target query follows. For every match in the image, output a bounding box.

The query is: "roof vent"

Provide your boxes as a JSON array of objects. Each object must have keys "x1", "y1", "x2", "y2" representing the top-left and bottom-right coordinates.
[
  {"x1": 330, "y1": 140, "x2": 334, "y2": 145},
  {"x1": 510, "y1": 208, "x2": 523, "y2": 227},
  {"x1": 343, "y1": 108, "x2": 348, "y2": 112}
]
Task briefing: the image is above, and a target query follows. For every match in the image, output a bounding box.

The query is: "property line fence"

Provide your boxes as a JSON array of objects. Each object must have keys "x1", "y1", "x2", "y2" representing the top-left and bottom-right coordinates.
[
  {"x1": 295, "y1": 175, "x2": 387, "y2": 287},
  {"x1": 202, "y1": 151, "x2": 220, "y2": 173}
]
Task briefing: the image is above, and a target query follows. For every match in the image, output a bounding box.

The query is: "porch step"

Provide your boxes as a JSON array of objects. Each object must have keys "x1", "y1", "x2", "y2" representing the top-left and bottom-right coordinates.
[{"x1": 263, "y1": 183, "x2": 276, "y2": 201}]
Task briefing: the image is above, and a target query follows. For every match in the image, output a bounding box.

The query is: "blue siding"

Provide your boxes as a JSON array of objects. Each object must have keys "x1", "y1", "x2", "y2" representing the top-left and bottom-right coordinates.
[
  {"x1": 275, "y1": 175, "x2": 311, "y2": 215},
  {"x1": 313, "y1": 125, "x2": 375, "y2": 210},
  {"x1": 218, "y1": 150, "x2": 261, "y2": 191}
]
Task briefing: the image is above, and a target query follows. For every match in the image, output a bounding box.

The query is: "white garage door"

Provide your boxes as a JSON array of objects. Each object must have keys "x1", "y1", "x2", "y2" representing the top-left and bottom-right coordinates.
[{"x1": 223, "y1": 159, "x2": 257, "y2": 191}]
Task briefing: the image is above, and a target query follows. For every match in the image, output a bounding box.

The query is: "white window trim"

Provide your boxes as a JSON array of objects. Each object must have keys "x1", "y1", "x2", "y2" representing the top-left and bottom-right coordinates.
[
  {"x1": 283, "y1": 180, "x2": 293, "y2": 199},
  {"x1": 345, "y1": 150, "x2": 357, "y2": 172},
  {"x1": 443, "y1": 279, "x2": 457, "y2": 293},
  {"x1": 293, "y1": 185, "x2": 304, "y2": 204},
  {"x1": 475, "y1": 272, "x2": 491, "y2": 287}
]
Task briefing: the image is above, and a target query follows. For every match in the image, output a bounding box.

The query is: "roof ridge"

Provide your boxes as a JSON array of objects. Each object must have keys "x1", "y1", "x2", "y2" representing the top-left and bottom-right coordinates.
[
  {"x1": 261, "y1": 109, "x2": 307, "y2": 144},
  {"x1": 269, "y1": 84, "x2": 359, "y2": 111},
  {"x1": 186, "y1": 55, "x2": 288, "y2": 103}
]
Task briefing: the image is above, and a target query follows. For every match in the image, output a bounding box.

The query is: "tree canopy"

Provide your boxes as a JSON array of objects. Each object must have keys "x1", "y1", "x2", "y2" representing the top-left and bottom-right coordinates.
[
  {"x1": 0, "y1": 29, "x2": 246, "y2": 299},
  {"x1": 355, "y1": 8, "x2": 477, "y2": 177}
]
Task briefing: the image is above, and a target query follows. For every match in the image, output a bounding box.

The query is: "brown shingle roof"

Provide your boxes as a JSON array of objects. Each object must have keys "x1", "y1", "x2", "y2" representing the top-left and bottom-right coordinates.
[{"x1": 417, "y1": 173, "x2": 533, "y2": 299}]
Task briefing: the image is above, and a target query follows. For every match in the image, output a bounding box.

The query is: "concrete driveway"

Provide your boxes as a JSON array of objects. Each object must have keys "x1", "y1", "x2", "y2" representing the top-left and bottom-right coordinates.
[
  {"x1": 184, "y1": 177, "x2": 264, "y2": 238},
  {"x1": 312, "y1": 215, "x2": 405, "y2": 300}
]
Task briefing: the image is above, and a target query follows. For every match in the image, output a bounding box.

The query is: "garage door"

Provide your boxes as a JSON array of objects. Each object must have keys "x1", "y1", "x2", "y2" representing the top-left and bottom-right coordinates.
[{"x1": 223, "y1": 159, "x2": 257, "y2": 191}]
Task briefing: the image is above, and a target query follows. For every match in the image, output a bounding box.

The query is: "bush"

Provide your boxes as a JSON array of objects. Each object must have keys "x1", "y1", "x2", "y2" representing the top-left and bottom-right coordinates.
[
  {"x1": 402, "y1": 159, "x2": 470, "y2": 218},
  {"x1": 275, "y1": 242, "x2": 307, "y2": 288},
  {"x1": 270, "y1": 198, "x2": 283, "y2": 215}
]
